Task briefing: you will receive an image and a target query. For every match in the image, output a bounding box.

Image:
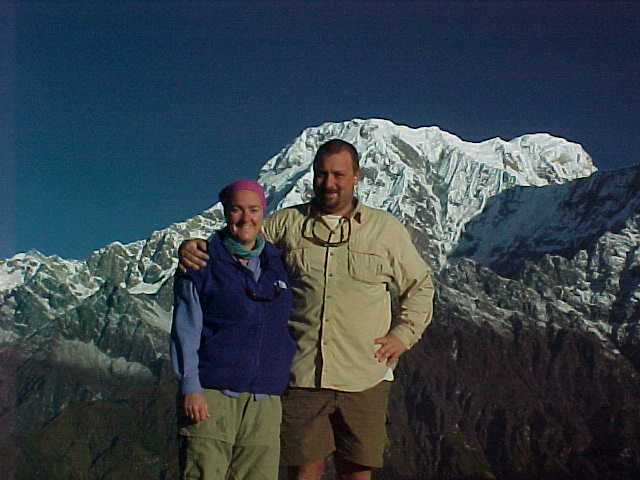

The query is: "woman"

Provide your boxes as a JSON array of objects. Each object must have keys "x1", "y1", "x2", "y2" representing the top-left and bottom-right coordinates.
[{"x1": 170, "y1": 179, "x2": 294, "y2": 480}]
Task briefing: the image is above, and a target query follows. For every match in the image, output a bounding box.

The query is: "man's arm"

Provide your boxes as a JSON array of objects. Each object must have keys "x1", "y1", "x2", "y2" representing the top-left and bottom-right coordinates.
[
  {"x1": 177, "y1": 239, "x2": 209, "y2": 272},
  {"x1": 177, "y1": 215, "x2": 279, "y2": 272},
  {"x1": 384, "y1": 220, "x2": 435, "y2": 355},
  {"x1": 170, "y1": 276, "x2": 209, "y2": 422}
]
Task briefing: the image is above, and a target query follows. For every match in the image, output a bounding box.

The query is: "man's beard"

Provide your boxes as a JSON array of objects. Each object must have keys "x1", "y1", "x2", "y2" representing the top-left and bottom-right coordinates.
[{"x1": 314, "y1": 190, "x2": 340, "y2": 212}]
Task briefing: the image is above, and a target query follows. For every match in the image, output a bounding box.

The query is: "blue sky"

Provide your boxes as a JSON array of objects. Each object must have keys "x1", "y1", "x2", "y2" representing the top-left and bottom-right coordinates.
[{"x1": 2, "y1": 1, "x2": 639, "y2": 260}]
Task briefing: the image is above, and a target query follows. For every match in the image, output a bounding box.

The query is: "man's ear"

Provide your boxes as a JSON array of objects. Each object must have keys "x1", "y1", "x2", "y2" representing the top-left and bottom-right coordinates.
[{"x1": 354, "y1": 169, "x2": 362, "y2": 185}]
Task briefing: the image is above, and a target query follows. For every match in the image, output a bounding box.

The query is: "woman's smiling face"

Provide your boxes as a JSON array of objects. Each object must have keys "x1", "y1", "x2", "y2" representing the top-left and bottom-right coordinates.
[{"x1": 225, "y1": 189, "x2": 264, "y2": 249}]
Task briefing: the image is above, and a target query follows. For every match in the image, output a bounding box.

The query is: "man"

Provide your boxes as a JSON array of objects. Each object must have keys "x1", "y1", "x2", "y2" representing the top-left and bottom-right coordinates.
[{"x1": 179, "y1": 139, "x2": 434, "y2": 480}]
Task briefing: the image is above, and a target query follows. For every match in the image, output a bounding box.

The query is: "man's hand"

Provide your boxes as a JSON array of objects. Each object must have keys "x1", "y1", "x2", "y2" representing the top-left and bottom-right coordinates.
[
  {"x1": 374, "y1": 333, "x2": 408, "y2": 366},
  {"x1": 178, "y1": 238, "x2": 209, "y2": 272},
  {"x1": 183, "y1": 392, "x2": 210, "y2": 423}
]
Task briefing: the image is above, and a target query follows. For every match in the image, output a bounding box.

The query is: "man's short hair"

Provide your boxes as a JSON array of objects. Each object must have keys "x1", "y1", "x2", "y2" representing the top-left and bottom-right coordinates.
[{"x1": 313, "y1": 139, "x2": 360, "y2": 173}]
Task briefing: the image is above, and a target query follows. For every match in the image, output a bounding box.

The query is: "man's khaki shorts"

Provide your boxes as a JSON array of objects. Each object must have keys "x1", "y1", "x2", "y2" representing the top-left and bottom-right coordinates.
[{"x1": 280, "y1": 381, "x2": 391, "y2": 468}]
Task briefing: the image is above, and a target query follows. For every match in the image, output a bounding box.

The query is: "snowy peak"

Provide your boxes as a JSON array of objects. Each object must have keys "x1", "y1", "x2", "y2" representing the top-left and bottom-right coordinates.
[
  {"x1": 474, "y1": 132, "x2": 596, "y2": 185},
  {"x1": 258, "y1": 119, "x2": 596, "y2": 267},
  {"x1": 260, "y1": 119, "x2": 595, "y2": 197},
  {"x1": 1, "y1": 251, "x2": 101, "y2": 302},
  {"x1": 447, "y1": 164, "x2": 640, "y2": 352},
  {"x1": 454, "y1": 165, "x2": 640, "y2": 271}
]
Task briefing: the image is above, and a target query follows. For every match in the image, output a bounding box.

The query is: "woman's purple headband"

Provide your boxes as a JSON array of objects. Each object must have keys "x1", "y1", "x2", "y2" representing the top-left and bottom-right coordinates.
[{"x1": 218, "y1": 179, "x2": 267, "y2": 211}]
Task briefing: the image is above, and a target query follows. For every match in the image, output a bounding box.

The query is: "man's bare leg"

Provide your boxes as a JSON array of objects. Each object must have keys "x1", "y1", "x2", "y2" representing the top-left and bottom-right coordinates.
[
  {"x1": 287, "y1": 459, "x2": 325, "y2": 480},
  {"x1": 335, "y1": 457, "x2": 372, "y2": 480}
]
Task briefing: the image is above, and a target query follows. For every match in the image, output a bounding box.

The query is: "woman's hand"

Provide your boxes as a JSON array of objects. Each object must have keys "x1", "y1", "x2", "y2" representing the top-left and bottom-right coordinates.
[{"x1": 183, "y1": 392, "x2": 210, "y2": 423}]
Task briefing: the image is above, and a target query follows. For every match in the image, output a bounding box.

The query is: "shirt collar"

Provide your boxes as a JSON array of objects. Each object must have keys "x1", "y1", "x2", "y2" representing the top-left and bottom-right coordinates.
[{"x1": 307, "y1": 198, "x2": 364, "y2": 224}]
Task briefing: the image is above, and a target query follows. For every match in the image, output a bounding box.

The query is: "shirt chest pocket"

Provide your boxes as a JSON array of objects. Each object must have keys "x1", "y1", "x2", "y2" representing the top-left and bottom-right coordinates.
[
  {"x1": 348, "y1": 248, "x2": 386, "y2": 284},
  {"x1": 284, "y1": 246, "x2": 326, "y2": 279}
]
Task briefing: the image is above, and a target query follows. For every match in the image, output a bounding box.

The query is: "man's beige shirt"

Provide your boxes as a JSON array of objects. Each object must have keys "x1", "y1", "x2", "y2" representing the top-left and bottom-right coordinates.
[{"x1": 263, "y1": 201, "x2": 434, "y2": 392}]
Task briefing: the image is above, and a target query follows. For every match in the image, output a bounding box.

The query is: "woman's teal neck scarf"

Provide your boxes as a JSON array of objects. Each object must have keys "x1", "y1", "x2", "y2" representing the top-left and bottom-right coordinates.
[{"x1": 221, "y1": 230, "x2": 265, "y2": 258}]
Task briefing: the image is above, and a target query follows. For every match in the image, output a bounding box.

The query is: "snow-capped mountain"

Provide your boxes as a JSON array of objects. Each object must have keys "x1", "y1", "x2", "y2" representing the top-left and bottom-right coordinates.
[
  {"x1": 1, "y1": 118, "x2": 638, "y2": 480},
  {"x1": 260, "y1": 119, "x2": 596, "y2": 268}
]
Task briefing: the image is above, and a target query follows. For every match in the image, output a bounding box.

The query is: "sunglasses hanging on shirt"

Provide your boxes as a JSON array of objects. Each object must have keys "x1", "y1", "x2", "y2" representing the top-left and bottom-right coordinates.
[{"x1": 301, "y1": 216, "x2": 352, "y2": 248}]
